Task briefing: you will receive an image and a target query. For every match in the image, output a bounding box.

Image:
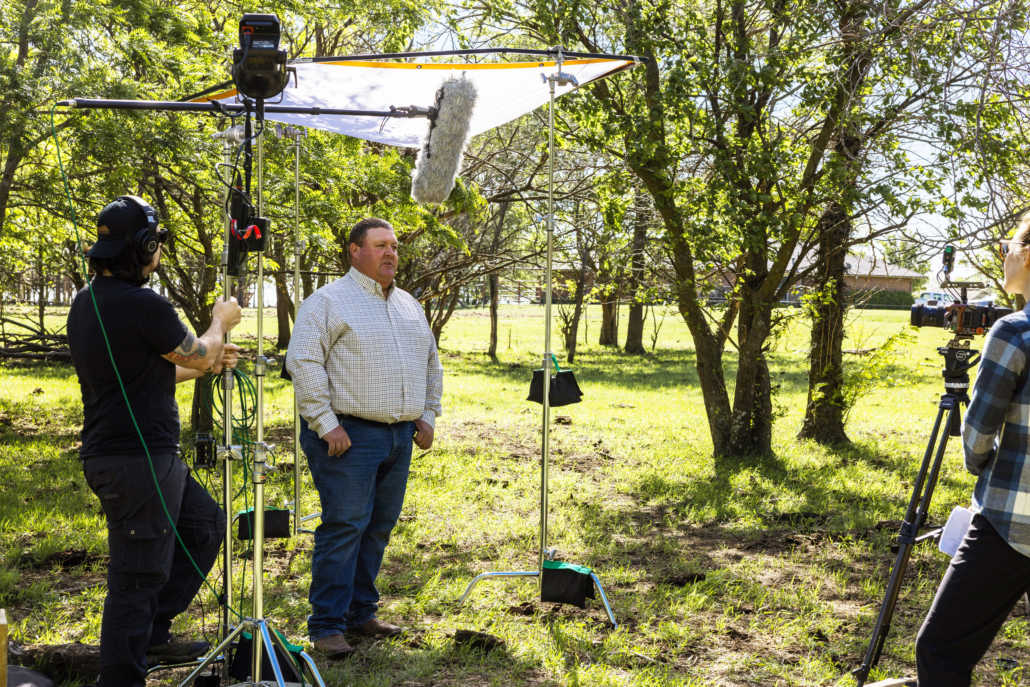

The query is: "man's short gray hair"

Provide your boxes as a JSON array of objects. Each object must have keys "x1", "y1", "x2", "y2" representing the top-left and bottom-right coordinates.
[{"x1": 349, "y1": 218, "x2": 394, "y2": 247}]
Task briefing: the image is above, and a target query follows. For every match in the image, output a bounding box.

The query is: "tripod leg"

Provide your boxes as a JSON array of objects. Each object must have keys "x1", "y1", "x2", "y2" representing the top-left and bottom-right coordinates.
[
  {"x1": 853, "y1": 399, "x2": 958, "y2": 685},
  {"x1": 177, "y1": 621, "x2": 250, "y2": 687},
  {"x1": 297, "y1": 651, "x2": 329, "y2": 687},
  {"x1": 257, "y1": 620, "x2": 288, "y2": 687}
]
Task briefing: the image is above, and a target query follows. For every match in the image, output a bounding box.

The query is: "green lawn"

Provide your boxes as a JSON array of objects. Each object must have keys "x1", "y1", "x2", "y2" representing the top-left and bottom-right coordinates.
[{"x1": 1, "y1": 303, "x2": 1025, "y2": 686}]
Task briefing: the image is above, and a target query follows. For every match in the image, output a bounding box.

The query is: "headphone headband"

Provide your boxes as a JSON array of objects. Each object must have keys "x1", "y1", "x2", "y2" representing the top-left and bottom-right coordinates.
[
  {"x1": 117, "y1": 195, "x2": 165, "y2": 257},
  {"x1": 118, "y1": 195, "x2": 160, "y2": 234}
]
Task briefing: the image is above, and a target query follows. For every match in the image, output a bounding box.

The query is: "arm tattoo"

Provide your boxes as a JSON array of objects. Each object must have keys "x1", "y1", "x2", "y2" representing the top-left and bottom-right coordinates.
[{"x1": 164, "y1": 331, "x2": 208, "y2": 364}]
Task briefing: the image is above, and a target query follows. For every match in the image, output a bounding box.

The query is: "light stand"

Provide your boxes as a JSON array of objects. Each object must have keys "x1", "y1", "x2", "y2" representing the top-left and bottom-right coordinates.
[
  {"x1": 455, "y1": 48, "x2": 617, "y2": 628},
  {"x1": 274, "y1": 123, "x2": 317, "y2": 537},
  {"x1": 176, "y1": 99, "x2": 326, "y2": 687},
  {"x1": 216, "y1": 123, "x2": 246, "y2": 643}
]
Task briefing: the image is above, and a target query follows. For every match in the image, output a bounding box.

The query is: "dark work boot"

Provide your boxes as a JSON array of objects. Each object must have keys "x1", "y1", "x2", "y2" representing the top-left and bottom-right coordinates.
[{"x1": 145, "y1": 638, "x2": 210, "y2": 666}]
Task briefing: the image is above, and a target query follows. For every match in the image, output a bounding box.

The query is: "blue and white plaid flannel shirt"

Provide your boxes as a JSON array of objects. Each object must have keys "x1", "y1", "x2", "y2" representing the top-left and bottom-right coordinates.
[{"x1": 964, "y1": 305, "x2": 1030, "y2": 555}]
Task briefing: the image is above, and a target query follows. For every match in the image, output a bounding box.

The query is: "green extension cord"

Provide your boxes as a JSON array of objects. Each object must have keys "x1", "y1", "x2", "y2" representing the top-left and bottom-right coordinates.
[
  {"x1": 202, "y1": 370, "x2": 259, "y2": 616},
  {"x1": 51, "y1": 103, "x2": 243, "y2": 621}
]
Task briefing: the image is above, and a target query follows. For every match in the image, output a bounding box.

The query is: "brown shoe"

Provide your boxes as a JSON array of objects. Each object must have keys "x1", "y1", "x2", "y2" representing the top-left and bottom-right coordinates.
[
  {"x1": 359, "y1": 618, "x2": 404, "y2": 637},
  {"x1": 313, "y1": 634, "x2": 355, "y2": 659}
]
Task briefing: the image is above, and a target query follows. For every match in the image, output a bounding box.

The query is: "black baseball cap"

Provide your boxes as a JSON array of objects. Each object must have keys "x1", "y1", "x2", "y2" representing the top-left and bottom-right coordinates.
[{"x1": 85, "y1": 197, "x2": 151, "y2": 259}]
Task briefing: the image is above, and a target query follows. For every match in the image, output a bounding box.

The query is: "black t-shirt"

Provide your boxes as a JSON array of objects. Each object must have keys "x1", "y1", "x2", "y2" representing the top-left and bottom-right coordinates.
[{"x1": 67, "y1": 276, "x2": 189, "y2": 458}]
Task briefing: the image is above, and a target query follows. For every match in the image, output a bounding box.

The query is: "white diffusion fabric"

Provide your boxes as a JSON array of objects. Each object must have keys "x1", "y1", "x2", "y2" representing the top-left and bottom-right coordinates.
[{"x1": 198, "y1": 59, "x2": 636, "y2": 148}]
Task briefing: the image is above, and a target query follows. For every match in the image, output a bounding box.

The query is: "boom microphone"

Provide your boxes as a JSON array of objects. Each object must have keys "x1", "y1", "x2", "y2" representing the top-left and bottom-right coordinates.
[{"x1": 411, "y1": 74, "x2": 478, "y2": 204}]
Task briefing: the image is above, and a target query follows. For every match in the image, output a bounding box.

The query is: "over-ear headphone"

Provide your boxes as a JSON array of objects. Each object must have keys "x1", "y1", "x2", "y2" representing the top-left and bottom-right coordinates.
[{"x1": 118, "y1": 195, "x2": 166, "y2": 256}]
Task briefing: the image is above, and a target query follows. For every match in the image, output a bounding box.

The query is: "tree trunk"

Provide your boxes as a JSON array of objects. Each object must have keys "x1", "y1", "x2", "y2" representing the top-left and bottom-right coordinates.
[
  {"x1": 598, "y1": 291, "x2": 618, "y2": 346},
  {"x1": 429, "y1": 289, "x2": 461, "y2": 345},
  {"x1": 275, "y1": 278, "x2": 293, "y2": 350},
  {"x1": 488, "y1": 274, "x2": 499, "y2": 360},
  {"x1": 625, "y1": 210, "x2": 647, "y2": 353},
  {"x1": 487, "y1": 203, "x2": 508, "y2": 361},
  {"x1": 728, "y1": 247, "x2": 775, "y2": 457},
  {"x1": 302, "y1": 252, "x2": 315, "y2": 299},
  {"x1": 37, "y1": 244, "x2": 45, "y2": 330},
  {"x1": 0, "y1": 131, "x2": 26, "y2": 243},
  {"x1": 565, "y1": 267, "x2": 586, "y2": 363},
  {"x1": 798, "y1": 202, "x2": 852, "y2": 444},
  {"x1": 272, "y1": 238, "x2": 294, "y2": 350}
]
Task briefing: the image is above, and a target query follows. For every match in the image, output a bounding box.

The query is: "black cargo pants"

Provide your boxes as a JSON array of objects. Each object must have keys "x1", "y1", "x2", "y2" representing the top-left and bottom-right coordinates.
[
  {"x1": 83, "y1": 453, "x2": 225, "y2": 687},
  {"x1": 916, "y1": 513, "x2": 1030, "y2": 686}
]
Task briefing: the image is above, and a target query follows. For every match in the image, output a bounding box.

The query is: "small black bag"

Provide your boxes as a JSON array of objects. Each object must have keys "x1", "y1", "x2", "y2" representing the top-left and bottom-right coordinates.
[
  {"x1": 527, "y1": 355, "x2": 583, "y2": 408},
  {"x1": 229, "y1": 630, "x2": 303, "y2": 683},
  {"x1": 236, "y1": 507, "x2": 291, "y2": 540},
  {"x1": 540, "y1": 560, "x2": 596, "y2": 609}
]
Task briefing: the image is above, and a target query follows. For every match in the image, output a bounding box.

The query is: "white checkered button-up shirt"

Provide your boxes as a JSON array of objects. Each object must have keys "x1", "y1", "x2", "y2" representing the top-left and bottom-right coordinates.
[{"x1": 286, "y1": 267, "x2": 443, "y2": 439}]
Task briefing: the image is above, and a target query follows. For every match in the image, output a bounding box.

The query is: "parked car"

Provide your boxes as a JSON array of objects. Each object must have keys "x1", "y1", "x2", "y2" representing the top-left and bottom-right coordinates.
[{"x1": 914, "y1": 291, "x2": 959, "y2": 306}]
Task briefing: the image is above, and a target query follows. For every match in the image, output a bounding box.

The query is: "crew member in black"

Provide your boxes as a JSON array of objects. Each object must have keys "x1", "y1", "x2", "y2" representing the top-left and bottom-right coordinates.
[{"x1": 67, "y1": 196, "x2": 242, "y2": 687}]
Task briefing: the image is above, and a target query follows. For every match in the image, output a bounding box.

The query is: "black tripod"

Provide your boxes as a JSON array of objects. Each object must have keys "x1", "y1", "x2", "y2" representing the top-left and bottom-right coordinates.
[{"x1": 852, "y1": 335, "x2": 978, "y2": 686}]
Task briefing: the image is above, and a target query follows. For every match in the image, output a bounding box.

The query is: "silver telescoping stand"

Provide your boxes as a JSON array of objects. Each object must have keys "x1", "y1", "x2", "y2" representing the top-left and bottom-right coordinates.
[
  {"x1": 179, "y1": 109, "x2": 326, "y2": 687},
  {"x1": 455, "y1": 48, "x2": 617, "y2": 628},
  {"x1": 274, "y1": 123, "x2": 319, "y2": 537}
]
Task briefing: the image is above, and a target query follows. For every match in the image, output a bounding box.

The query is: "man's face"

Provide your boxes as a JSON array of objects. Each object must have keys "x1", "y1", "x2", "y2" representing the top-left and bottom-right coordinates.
[{"x1": 350, "y1": 227, "x2": 398, "y2": 288}]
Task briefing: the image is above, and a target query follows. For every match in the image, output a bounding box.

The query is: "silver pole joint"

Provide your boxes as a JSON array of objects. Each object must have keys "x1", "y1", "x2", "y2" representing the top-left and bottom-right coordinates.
[
  {"x1": 253, "y1": 442, "x2": 276, "y2": 482},
  {"x1": 274, "y1": 123, "x2": 309, "y2": 140},
  {"x1": 294, "y1": 240, "x2": 306, "y2": 256},
  {"x1": 217, "y1": 445, "x2": 243, "y2": 461},
  {"x1": 255, "y1": 355, "x2": 277, "y2": 377},
  {"x1": 212, "y1": 125, "x2": 246, "y2": 144}
]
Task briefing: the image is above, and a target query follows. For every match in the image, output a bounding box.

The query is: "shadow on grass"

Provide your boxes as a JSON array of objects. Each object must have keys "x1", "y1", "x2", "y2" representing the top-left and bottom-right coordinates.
[
  {"x1": 558, "y1": 440, "x2": 926, "y2": 583},
  {"x1": 445, "y1": 344, "x2": 928, "y2": 401}
]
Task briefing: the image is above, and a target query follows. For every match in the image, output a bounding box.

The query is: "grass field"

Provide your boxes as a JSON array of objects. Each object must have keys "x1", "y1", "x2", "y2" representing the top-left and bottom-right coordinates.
[{"x1": 1, "y1": 302, "x2": 1027, "y2": 686}]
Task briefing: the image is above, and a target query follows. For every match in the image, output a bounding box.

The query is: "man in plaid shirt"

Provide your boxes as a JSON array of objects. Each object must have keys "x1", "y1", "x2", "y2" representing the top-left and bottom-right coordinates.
[
  {"x1": 286, "y1": 218, "x2": 443, "y2": 658},
  {"x1": 915, "y1": 223, "x2": 1030, "y2": 685}
]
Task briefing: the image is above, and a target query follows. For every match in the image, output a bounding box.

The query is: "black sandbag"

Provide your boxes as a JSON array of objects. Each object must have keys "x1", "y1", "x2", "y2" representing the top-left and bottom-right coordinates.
[
  {"x1": 540, "y1": 560, "x2": 595, "y2": 609},
  {"x1": 527, "y1": 369, "x2": 583, "y2": 407}
]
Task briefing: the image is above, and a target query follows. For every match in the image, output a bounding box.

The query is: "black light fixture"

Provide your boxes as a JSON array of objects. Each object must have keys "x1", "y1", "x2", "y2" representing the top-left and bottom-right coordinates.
[{"x1": 232, "y1": 14, "x2": 289, "y2": 100}]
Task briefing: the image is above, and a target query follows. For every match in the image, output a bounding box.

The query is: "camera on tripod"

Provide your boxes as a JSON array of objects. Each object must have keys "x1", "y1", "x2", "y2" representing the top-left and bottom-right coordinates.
[
  {"x1": 909, "y1": 244, "x2": 1012, "y2": 336},
  {"x1": 911, "y1": 301, "x2": 1012, "y2": 336}
]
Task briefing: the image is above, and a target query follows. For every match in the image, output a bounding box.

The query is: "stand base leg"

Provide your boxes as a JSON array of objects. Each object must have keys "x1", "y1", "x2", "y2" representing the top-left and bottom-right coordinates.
[
  {"x1": 590, "y1": 573, "x2": 619, "y2": 629},
  {"x1": 456, "y1": 570, "x2": 619, "y2": 629},
  {"x1": 178, "y1": 622, "x2": 249, "y2": 687},
  {"x1": 457, "y1": 571, "x2": 539, "y2": 607},
  {"x1": 175, "y1": 618, "x2": 327, "y2": 687},
  {"x1": 147, "y1": 656, "x2": 224, "y2": 676}
]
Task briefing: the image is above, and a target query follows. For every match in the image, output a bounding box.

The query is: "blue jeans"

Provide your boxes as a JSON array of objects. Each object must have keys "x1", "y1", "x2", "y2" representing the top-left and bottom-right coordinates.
[{"x1": 301, "y1": 414, "x2": 415, "y2": 641}]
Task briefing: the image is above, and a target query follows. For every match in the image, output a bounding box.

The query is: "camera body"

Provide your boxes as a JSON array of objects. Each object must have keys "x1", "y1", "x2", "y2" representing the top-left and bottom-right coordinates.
[{"x1": 911, "y1": 301, "x2": 1012, "y2": 336}]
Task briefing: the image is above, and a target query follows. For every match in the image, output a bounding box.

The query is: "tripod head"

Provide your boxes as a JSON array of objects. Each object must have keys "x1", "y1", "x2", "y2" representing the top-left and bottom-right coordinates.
[
  {"x1": 937, "y1": 334, "x2": 977, "y2": 437},
  {"x1": 939, "y1": 334, "x2": 978, "y2": 393}
]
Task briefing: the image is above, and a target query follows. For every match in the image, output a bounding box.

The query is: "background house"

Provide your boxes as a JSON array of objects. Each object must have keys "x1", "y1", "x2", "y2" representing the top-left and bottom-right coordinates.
[{"x1": 705, "y1": 248, "x2": 928, "y2": 303}]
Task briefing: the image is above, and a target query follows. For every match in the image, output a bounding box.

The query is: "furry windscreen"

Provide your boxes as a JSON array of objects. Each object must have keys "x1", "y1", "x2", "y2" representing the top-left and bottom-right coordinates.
[{"x1": 411, "y1": 75, "x2": 478, "y2": 204}]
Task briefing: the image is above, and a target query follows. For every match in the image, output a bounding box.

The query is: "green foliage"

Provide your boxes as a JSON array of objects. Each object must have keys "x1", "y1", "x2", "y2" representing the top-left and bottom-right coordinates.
[
  {"x1": 841, "y1": 325, "x2": 918, "y2": 424},
  {"x1": 856, "y1": 290, "x2": 915, "y2": 307}
]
